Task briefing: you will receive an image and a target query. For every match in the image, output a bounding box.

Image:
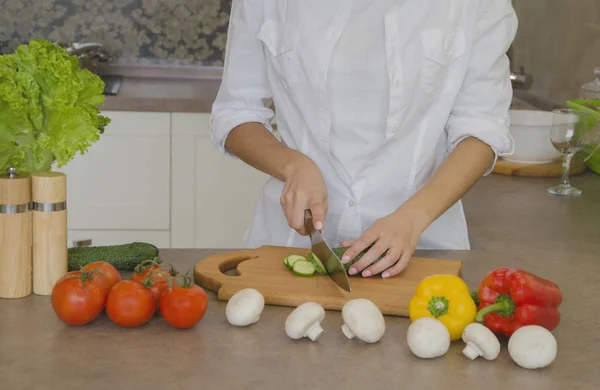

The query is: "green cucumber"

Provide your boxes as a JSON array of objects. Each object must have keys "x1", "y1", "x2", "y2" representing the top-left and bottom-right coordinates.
[
  {"x1": 292, "y1": 260, "x2": 316, "y2": 277},
  {"x1": 307, "y1": 252, "x2": 328, "y2": 276},
  {"x1": 284, "y1": 254, "x2": 308, "y2": 268},
  {"x1": 67, "y1": 242, "x2": 159, "y2": 271}
]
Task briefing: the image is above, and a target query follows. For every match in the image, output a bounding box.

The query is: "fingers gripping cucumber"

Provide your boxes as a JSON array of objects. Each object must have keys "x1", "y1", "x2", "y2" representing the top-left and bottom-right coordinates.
[{"x1": 332, "y1": 245, "x2": 386, "y2": 272}]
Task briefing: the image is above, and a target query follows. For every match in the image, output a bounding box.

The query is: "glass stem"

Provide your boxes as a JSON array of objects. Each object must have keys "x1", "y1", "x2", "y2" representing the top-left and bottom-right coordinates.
[{"x1": 561, "y1": 153, "x2": 573, "y2": 187}]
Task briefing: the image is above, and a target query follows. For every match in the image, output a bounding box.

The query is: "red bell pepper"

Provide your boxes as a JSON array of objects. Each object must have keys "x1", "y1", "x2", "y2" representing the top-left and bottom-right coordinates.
[{"x1": 475, "y1": 267, "x2": 562, "y2": 337}]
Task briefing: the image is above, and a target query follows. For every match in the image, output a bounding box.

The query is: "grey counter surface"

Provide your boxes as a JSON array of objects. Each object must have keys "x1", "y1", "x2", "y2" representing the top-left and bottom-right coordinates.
[
  {"x1": 97, "y1": 65, "x2": 556, "y2": 113},
  {"x1": 1, "y1": 172, "x2": 599, "y2": 390},
  {"x1": 101, "y1": 76, "x2": 222, "y2": 113}
]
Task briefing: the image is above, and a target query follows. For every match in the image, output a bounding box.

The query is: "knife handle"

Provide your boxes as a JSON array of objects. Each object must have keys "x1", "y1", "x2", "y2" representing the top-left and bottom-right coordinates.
[{"x1": 304, "y1": 209, "x2": 314, "y2": 237}]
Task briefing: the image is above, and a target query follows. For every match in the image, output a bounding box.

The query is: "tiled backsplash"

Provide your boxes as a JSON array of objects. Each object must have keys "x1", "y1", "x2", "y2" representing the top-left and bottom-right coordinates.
[
  {"x1": 510, "y1": 0, "x2": 600, "y2": 104},
  {"x1": 1, "y1": 0, "x2": 599, "y2": 105},
  {"x1": 0, "y1": 0, "x2": 231, "y2": 66}
]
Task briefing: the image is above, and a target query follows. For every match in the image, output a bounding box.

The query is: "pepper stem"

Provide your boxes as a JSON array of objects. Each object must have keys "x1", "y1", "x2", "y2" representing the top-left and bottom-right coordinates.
[
  {"x1": 427, "y1": 296, "x2": 449, "y2": 318},
  {"x1": 470, "y1": 291, "x2": 480, "y2": 306},
  {"x1": 475, "y1": 294, "x2": 515, "y2": 322}
]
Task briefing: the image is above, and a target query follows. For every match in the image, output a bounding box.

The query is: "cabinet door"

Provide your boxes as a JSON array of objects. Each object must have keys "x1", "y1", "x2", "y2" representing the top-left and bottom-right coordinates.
[
  {"x1": 171, "y1": 113, "x2": 269, "y2": 248},
  {"x1": 55, "y1": 111, "x2": 171, "y2": 235}
]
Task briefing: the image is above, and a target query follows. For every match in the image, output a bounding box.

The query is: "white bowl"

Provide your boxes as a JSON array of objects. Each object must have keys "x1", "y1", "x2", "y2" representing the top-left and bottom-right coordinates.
[{"x1": 504, "y1": 110, "x2": 562, "y2": 164}]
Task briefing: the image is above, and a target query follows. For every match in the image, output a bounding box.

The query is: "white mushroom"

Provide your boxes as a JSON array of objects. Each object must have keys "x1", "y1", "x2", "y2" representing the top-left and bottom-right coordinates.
[
  {"x1": 508, "y1": 325, "x2": 558, "y2": 369},
  {"x1": 407, "y1": 317, "x2": 450, "y2": 359},
  {"x1": 285, "y1": 302, "x2": 326, "y2": 341},
  {"x1": 225, "y1": 288, "x2": 265, "y2": 327},
  {"x1": 341, "y1": 299, "x2": 386, "y2": 343},
  {"x1": 461, "y1": 323, "x2": 501, "y2": 361}
]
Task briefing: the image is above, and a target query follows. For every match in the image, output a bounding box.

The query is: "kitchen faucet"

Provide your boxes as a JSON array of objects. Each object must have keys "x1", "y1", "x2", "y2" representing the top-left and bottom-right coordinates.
[
  {"x1": 510, "y1": 66, "x2": 533, "y2": 89},
  {"x1": 58, "y1": 42, "x2": 112, "y2": 73},
  {"x1": 507, "y1": 45, "x2": 533, "y2": 90}
]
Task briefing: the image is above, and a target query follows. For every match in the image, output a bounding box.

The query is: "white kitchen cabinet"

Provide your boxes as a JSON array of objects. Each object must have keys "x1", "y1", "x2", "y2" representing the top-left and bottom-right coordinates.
[
  {"x1": 55, "y1": 111, "x2": 171, "y2": 247},
  {"x1": 170, "y1": 113, "x2": 269, "y2": 248}
]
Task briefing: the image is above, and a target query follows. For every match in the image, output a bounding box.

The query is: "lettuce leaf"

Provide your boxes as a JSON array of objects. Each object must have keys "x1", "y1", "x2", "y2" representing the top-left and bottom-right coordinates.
[{"x1": 0, "y1": 39, "x2": 110, "y2": 174}]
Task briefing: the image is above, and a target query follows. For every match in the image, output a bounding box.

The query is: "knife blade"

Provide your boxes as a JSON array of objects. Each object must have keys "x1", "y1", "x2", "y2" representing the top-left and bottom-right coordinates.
[{"x1": 304, "y1": 210, "x2": 351, "y2": 292}]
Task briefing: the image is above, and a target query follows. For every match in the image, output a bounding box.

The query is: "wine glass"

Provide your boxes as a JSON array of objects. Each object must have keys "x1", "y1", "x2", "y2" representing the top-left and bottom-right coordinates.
[{"x1": 548, "y1": 109, "x2": 595, "y2": 196}]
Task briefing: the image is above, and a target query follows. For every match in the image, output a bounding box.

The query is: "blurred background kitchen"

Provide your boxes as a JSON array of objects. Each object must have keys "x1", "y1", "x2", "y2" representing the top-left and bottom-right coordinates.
[
  {"x1": 2, "y1": 0, "x2": 598, "y2": 102},
  {"x1": 1, "y1": 0, "x2": 599, "y2": 251}
]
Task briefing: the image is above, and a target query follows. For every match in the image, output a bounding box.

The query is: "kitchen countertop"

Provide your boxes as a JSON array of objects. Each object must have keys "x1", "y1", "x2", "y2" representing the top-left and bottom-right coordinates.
[
  {"x1": 102, "y1": 76, "x2": 222, "y2": 113},
  {"x1": 1, "y1": 172, "x2": 599, "y2": 390},
  {"x1": 98, "y1": 65, "x2": 560, "y2": 113}
]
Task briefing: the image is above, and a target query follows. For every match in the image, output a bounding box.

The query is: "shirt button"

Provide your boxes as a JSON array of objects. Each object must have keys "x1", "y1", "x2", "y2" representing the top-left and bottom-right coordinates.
[
  {"x1": 389, "y1": 126, "x2": 398, "y2": 134},
  {"x1": 349, "y1": 200, "x2": 355, "y2": 207}
]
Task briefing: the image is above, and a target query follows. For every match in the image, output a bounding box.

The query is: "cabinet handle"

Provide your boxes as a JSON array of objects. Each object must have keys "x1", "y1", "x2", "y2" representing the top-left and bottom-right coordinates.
[{"x1": 73, "y1": 239, "x2": 92, "y2": 247}]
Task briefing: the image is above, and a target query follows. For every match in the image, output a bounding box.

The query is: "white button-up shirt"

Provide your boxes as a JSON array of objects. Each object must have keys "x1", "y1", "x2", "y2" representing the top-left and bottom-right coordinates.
[{"x1": 210, "y1": 0, "x2": 518, "y2": 250}]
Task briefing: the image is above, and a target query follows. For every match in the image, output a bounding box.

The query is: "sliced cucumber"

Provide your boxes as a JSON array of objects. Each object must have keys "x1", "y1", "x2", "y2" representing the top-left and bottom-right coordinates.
[
  {"x1": 307, "y1": 252, "x2": 328, "y2": 276},
  {"x1": 284, "y1": 254, "x2": 308, "y2": 269},
  {"x1": 292, "y1": 260, "x2": 316, "y2": 277},
  {"x1": 283, "y1": 257, "x2": 291, "y2": 269}
]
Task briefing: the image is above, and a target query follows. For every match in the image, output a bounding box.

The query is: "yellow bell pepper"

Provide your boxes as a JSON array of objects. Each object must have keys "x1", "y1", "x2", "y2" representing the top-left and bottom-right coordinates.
[{"x1": 409, "y1": 274, "x2": 477, "y2": 341}]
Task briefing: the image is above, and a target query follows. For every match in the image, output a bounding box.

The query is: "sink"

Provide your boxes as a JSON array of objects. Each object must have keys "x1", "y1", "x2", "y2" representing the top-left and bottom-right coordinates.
[
  {"x1": 100, "y1": 74, "x2": 123, "y2": 95},
  {"x1": 511, "y1": 90, "x2": 562, "y2": 112}
]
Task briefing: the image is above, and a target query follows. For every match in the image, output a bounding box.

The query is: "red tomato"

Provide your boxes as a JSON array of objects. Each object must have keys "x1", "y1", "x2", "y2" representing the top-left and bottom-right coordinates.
[
  {"x1": 58, "y1": 269, "x2": 109, "y2": 294},
  {"x1": 131, "y1": 260, "x2": 177, "y2": 309},
  {"x1": 130, "y1": 257, "x2": 164, "y2": 280},
  {"x1": 159, "y1": 276, "x2": 208, "y2": 329},
  {"x1": 106, "y1": 281, "x2": 155, "y2": 327},
  {"x1": 82, "y1": 261, "x2": 121, "y2": 290},
  {"x1": 51, "y1": 271, "x2": 107, "y2": 326}
]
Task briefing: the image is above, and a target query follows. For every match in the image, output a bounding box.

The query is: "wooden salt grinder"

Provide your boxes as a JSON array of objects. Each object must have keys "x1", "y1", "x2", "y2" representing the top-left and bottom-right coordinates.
[
  {"x1": 31, "y1": 172, "x2": 68, "y2": 296},
  {"x1": 0, "y1": 168, "x2": 32, "y2": 299}
]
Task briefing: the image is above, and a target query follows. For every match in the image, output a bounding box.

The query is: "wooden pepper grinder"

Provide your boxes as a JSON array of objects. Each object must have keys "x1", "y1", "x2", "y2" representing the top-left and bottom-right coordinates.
[
  {"x1": 0, "y1": 168, "x2": 32, "y2": 299},
  {"x1": 31, "y1": 172, "x2": 68, "y2": 295}
]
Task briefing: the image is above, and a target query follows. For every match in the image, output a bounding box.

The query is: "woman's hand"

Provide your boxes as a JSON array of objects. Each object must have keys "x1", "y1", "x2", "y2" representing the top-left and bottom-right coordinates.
[
  {"x1": 281, "y1": 157, "x2": 328, "y2": 236},
  {"x1": 340, "y1": 208, "x2": 429, "y2": 278}
]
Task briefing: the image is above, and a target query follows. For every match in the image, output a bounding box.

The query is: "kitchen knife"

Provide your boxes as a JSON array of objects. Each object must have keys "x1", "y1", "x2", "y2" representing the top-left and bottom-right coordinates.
[{"x1": 304, "y1": 210, "x2": 351, "y2": 292}]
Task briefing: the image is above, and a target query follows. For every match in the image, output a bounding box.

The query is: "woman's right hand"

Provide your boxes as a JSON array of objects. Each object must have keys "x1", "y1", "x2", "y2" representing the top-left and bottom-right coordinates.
[{"x1": 281, "y1": 156, "x2": 328, "y2": 236}]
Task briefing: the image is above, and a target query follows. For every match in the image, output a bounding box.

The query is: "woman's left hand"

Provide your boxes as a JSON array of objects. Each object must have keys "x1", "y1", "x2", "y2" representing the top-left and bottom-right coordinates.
[{"x1": 340, "y1": 208, "x2": 429, "y2": 279}]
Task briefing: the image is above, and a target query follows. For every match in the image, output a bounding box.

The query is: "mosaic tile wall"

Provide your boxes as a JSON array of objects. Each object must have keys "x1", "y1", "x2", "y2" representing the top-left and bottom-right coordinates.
[{"x1": 0, "y1": 0, "x2": 232, "y2": 66}]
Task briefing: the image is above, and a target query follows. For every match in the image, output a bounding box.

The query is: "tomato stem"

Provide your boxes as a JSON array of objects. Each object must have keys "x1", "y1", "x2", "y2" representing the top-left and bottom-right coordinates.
[
  {"x1": 63, "y1": 269, "x2": 99, "y2": 296},
  {"x1": 180, "y1": 270, "x2": 194, "y2": 289},
  {"x1": 142, "y1": 268, "x2": 174, "y2": 288},
  {"x1": 133, "y1": 257, "x2": 163, "y2": 275}
]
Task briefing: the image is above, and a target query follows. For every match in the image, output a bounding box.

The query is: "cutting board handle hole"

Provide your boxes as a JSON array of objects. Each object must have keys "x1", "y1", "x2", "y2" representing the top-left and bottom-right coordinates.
[{"x1": 218, "y1": 255, "x2": 256, "y2": 277}]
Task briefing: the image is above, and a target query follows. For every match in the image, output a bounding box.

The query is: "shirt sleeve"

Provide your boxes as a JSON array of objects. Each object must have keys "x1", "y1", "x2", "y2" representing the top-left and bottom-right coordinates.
[
  {"x1": 445, "y1": 0, "x2": 518, "y2": 175},
  {"x1": 210, "y1": 0, "x2": 275, "y2": 157}
]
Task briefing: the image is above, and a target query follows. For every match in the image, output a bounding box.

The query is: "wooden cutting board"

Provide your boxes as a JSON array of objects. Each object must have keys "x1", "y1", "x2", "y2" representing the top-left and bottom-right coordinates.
[
  {"x1": 194, "y1": 245, "x2": 463, "y2": 317},
  {"x1": 492, "y1": 157, "x2": 587, "y2": 177}
]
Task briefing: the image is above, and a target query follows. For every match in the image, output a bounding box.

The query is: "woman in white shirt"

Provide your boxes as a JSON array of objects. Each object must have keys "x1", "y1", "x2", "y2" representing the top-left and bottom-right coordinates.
[{"x1": 211, "y1": 0, "x2": 518, "y2": 278}]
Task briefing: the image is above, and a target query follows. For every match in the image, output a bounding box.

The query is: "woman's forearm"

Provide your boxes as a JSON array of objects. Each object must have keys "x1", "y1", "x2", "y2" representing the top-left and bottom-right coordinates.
[
  {"x1": 224, "y1": 122, "x2": 310, "y2": 181},
  {"x1": 395, "y1": 136, "x2": 495, "y2": 230}
]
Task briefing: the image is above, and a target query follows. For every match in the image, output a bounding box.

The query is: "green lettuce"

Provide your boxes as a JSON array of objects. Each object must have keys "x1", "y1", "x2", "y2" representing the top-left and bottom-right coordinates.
[{"x1": 0, "y1": 39, "x2": 110, "y2": 174}]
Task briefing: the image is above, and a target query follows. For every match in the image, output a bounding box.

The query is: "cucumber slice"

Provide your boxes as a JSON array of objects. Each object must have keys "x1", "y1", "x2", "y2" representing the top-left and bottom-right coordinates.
[
  {"x1": 292, "y1": 260, "x2": 316, "y2": 277},
  {"x1": 285, "y1": 254, "x2": 308, "y2": 268},
  {"x1": 307, "y1": 252, "x2": 328, "y2": 276},
  {"x1": 283, "y1": 257, "x2": 290, "y2": 269}
]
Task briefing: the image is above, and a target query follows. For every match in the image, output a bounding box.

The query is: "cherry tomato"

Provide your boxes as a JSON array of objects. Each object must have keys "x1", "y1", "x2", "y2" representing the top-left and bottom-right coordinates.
[
  {"x1": 130, "y1": 258, "x2": 166, "y2": 283},
  {"x1": 159, "y1": 274, "x2": 208, "y2": 329},
  {"x1": 51, "y1": 271, "x2": 107, "y2": 326},
  {"x1": 106, "y1": 280, "x2": 155, "y2": 327},
  {"x1": 131, "y1": 259, "x2": 177, "y2": 310},
  {"x1": 82, "y1": 261, "x2": 121, "y2": 290}
]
